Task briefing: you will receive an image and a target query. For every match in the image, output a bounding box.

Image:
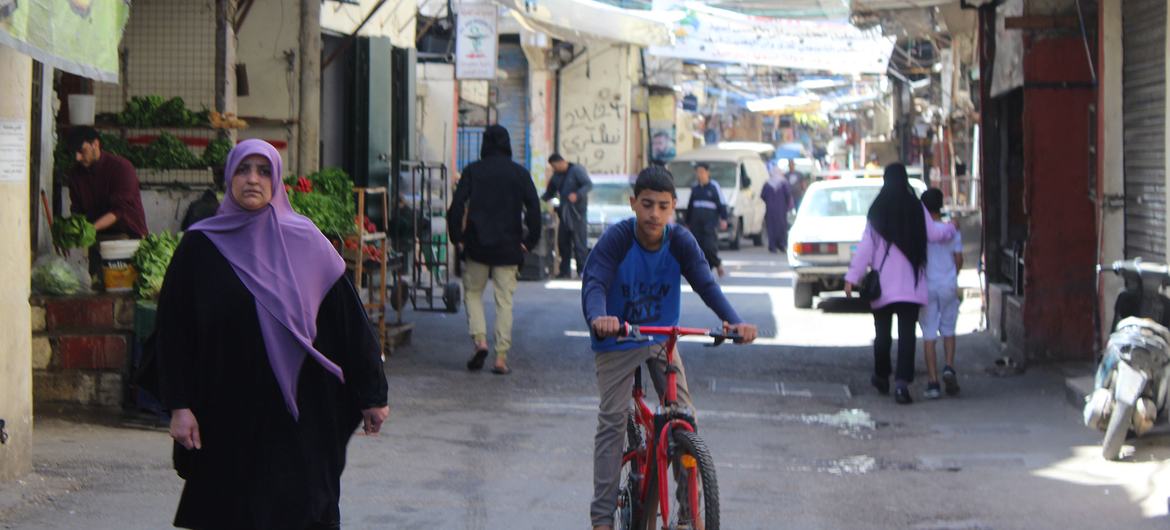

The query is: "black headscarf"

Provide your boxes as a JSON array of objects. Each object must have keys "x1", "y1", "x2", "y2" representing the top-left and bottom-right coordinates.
[
  {"x1": 480, "y1": 124, "x2": 513, "y2": 158},
  {"x1": 867, "y1": 163, "x2": 927, "y2": 280}
]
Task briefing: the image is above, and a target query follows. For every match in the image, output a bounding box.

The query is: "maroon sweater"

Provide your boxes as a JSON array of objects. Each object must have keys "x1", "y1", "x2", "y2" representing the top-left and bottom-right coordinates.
[{"x1": 69, "y1": 152, "x2": 148, "y2": 238}]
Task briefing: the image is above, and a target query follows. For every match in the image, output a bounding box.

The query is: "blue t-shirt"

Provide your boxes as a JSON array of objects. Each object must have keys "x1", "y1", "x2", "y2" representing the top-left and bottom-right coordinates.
[{"x1": 581, "y1": 218, "x2": 742, "y2": 352}]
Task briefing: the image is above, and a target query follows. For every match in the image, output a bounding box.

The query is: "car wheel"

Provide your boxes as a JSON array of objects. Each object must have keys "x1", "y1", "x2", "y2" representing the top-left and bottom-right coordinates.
[
  {"x1": 794, "y1": 281, "x2": 814, "y2": 309},
  {"x1": 751, "y1": 230, "x2": 763, "y2": 247}
]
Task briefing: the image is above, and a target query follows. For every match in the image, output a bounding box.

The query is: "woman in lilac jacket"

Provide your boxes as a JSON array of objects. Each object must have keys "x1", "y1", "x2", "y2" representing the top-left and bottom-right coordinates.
[{"x1": 844, "y1": 164, "x2": 956, "y2": 404}]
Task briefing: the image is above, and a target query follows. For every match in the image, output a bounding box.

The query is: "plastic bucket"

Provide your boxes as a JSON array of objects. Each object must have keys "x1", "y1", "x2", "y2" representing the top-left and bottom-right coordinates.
[
  {"x1": 68, "y1": 94, "x2": 96, "y2": 125},
  {"x1": 99, "y1": 240, "x2": 141, "y2": 292}
]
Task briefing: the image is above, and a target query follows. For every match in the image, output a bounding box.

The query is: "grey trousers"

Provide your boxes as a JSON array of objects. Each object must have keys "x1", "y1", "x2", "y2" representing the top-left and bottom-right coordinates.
[{"x1": 591, "y1": 343, "x2": 693, "y2": 527}]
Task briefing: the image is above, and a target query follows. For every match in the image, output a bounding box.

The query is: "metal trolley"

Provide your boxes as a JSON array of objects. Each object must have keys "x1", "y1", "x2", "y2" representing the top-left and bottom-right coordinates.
[{"x1": 393, "y1": 161, "x2": 461, "y2": 313}]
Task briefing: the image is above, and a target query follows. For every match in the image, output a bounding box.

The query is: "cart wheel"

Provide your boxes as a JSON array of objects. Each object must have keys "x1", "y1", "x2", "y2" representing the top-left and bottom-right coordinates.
[
  {"x1": 389, "y1": 280, "x2": 408, "y2": 312},
  {"x1": 443, "y1": 281, "x2": 461, "y2": 313}
]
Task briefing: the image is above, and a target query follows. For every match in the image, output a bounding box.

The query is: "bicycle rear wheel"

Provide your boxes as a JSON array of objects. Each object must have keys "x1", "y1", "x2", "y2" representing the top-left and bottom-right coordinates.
[
  {"x1": 668, "y1": 430, "x2": 719, "y2": 530},
  {"x1": 618, "y1": 414, "x2": 648, "y2": 530}
]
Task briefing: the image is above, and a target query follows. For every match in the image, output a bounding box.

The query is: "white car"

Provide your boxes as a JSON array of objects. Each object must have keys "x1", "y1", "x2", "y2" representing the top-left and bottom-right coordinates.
[
  {"x1": 586, "y1": 176, "x2": 636, "y2": 248},
  {"x1": 787, "y1": 177, "x2": 928, "y2": 308}
]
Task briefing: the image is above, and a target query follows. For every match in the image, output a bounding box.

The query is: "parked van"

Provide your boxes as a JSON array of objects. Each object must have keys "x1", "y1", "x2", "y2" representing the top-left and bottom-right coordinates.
[{"x1": 667, "y1": 147, "x2": 769, "y2": 249}]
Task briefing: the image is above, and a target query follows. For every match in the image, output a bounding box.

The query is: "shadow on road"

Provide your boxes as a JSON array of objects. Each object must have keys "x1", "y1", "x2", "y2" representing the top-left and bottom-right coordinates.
[{"x1": 816, "y1": 296, "x2": 872, "y2": 314}]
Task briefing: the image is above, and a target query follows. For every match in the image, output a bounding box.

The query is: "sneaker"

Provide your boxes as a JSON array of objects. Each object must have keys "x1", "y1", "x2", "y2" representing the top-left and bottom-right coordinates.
[
  {"x1": 924, "y1": 383, "x2": 942, "y2": 400},
  {"x1": 555, "y1": 272, "x2": 571, "y2": 279},
  {"x1": 894, "y1": 384, "x2": 913, "y2": 404},
  {"x1": 942, "y1": 366, "x2": 960, "y2": 396},
  {"x1": 870, "y1": 374, "x2": 890, "y2": 395}
]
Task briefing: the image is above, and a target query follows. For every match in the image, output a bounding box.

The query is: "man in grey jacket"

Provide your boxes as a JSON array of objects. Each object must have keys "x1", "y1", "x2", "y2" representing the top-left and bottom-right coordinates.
[{"x1": 542, "y1": 153, "x2": 593, "y2": 278}]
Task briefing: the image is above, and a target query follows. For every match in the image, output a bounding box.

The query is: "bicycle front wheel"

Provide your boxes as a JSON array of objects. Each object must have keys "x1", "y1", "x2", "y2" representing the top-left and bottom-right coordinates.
[
  {"x1": 618, "y1": 414, "x2": 647, "y2": 530},
  {"x1": 669, "y1": 430, "x2": 720, "y2": 530}
]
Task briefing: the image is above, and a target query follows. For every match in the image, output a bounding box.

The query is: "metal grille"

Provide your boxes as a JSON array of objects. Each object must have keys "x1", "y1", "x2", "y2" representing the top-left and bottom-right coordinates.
[
  {"x1": 457, "y1": 127, "x2": 484, "y2": 172},
  {"x1": 93, "y1": 0, "x2": 217, "y2": 187},
  {"x1": 94, "y1": 0, "x2": 216, "y2": 113},
  {"x1": 1123, "y1": 0, "x2": 1167, "y2": 261}
]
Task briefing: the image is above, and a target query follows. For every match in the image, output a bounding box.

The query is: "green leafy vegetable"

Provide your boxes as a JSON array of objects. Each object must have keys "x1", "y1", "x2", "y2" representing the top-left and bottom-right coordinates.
[
  {"x1": 52, "y1": 216, "x2": 97, "y2": 249},
  {"x1": 202, "y1": 137, "x2": 234, "y2": 168},
  {"x1": 142, "y1": 132, "x2": 201, "y2": 169},
  {"x1": 285, "y1": 167, "x2": 356, "y2": 238},
  {"x1": 114, "y1": 96, "x2": 209, "y2": 127},
  {"x1": 31, "y1": 258, "x2": 84, "y2": 295},
  {"x1": 132, "y1": 231, "x2": 182, "y2": 299}
]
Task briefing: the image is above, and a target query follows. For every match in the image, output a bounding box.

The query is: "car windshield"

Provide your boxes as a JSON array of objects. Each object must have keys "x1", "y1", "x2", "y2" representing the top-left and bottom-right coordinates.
[
  {"x1": 667, "y1": 161, "x2": 737, "y2": 189},
  {"x1": 590, "y1": 183, "x2": 633, "y2": 206},
  {"x1": 801, "y1": 186, "x2": 882, "y2": 217}
]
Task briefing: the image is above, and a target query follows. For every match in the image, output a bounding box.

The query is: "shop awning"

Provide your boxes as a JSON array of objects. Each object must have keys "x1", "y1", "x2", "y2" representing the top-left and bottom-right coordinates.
[{"x1": 492, "y1": 0, "x2": 674, "y2": 47}]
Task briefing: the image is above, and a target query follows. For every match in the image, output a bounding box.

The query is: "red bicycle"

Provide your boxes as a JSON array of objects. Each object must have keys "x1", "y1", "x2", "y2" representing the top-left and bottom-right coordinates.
[{"x1": 615, "y1": 322, "x2": 741, "y2": 530}]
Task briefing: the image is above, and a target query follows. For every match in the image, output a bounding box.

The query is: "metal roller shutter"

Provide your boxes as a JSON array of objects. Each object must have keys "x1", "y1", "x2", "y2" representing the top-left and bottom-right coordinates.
[
  {"x1": 1123, "y1": 0, "x2": 1167, "y2": 261},
  {"x1": 496, "y1": 44, "x2": 530, "y2": 168}
]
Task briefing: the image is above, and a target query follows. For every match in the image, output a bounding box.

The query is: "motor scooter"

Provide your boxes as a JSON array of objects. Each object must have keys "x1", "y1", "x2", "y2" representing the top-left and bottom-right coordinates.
[{"x1": 1085, "y1": 259, "x2": 1170, "y2": 460}]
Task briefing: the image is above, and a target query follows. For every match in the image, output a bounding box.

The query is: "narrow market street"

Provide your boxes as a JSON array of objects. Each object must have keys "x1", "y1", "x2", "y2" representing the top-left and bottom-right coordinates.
[{"x1": 3, "y1": 245, "x2": 1167, "y2": 529}]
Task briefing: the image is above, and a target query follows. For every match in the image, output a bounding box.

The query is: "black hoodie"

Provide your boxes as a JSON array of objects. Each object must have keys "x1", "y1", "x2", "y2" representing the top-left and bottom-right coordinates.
[{"x1": 448, "y1": 125, "x2": 542, "y2": 266}]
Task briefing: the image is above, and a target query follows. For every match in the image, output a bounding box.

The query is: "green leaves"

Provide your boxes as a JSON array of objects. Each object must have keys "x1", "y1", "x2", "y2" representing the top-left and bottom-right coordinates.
[
  {"x1": 202, "y1": 137, "x2": 233, "y2": 168},
  {"x1": 141, "y1": 132, "x2": 202, "y2": 169},
  {"x1": 114, "y1": 96, "x2": 209, "y2": 127},
  {"x1": 285, "y1": 168, "x2": 356, "y2": 239},
  {"x1": 132, "y1": 231, "x2": 182, "y2": 299},
  {"x1": 51, "y1": 216, "x2": 97, "y2": 249}
]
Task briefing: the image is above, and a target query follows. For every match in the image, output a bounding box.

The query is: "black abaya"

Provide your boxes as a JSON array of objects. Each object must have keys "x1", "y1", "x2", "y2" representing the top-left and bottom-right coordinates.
[{"x1": 152, "y1": 232, "x2": 387, "y2": 530}]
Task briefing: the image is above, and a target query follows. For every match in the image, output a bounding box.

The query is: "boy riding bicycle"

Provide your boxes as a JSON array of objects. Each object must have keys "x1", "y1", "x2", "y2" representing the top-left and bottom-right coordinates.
[{"x1": 582, "y1": 166, "x2": 758, "y2": 530}]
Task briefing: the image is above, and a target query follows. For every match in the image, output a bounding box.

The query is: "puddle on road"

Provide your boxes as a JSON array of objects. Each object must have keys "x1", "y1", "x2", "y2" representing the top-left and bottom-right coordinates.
[{"x1": 799, "y1": 408, "x2": 876, "y2": 436}]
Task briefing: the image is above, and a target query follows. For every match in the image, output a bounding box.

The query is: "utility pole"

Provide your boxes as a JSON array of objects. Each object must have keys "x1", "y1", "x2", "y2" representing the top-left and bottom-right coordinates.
[
  {"x1": 215, "y1": 0, "x2": 238, "y2": 145},
  {"x1": 298, "y1": 0, "x2": 321, "y2": 176}
]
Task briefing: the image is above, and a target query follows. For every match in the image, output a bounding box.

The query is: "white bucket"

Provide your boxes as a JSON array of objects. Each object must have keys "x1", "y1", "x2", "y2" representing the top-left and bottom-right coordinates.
[
  {"x1": 68, "y1": 94, "x2": 96, "y2": 125},
  {"x1": 99, "y1": 239, "x2": 141, "y2": 292}
]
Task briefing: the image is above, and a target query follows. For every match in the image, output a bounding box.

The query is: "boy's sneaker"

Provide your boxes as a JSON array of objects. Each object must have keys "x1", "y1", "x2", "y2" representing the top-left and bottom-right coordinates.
[
  {"x1": 924, "y1": 383, "x2": 942, "y2": 400},
  {"x1": 942, "y1": 366, "x2": 960, "y2": 396},
  {"x1": 894, "y1": 384, "x2": 913, "y2": 404},
  {"x1": 870, "y1": 375, "x2": 890, "y2": 395}
]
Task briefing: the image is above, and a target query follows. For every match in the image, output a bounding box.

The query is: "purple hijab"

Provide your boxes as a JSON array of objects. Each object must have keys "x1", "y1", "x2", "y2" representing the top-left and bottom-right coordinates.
[{"x1": 188, "y1": 139, "x2": 347, "y2": 419}]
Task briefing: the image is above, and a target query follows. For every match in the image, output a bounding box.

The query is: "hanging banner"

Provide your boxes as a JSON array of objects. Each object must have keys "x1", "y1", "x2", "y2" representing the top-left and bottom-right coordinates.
[
  {"x1": 455, "y1": 3, "x2": 497, "y2": 80},
  {"x1": 0, "y1": 0, "x2": 130, "y2": 82},
  {"x1": 648, "y1": 2, "x2": 894, "y2": 75}
]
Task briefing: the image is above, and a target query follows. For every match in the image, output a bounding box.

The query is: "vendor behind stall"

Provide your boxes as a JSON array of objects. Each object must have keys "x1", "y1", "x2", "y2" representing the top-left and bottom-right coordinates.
[
  {"x1": 66, "y1": 126, "x2": 149, "y2": 239},
  {"x1": 66, "y1": 126, "x2": 149, "y2": 275}
]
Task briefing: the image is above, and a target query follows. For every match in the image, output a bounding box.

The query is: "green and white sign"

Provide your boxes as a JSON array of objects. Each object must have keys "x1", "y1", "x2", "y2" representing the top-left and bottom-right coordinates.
[{"x1": 0, "y1": 0, "x2": 130, "y2": 82}]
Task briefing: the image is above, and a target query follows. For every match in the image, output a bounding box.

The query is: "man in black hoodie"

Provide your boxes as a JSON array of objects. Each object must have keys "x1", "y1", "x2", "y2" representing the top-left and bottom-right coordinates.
[{"x1": 448, "y1": 125, "x2": 542, "y2": 374}]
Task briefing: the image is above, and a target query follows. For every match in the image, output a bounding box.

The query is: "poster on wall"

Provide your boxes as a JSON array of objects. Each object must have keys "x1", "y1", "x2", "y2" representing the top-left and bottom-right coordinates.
[
  {"x1": 648, "y1": 2, "x2": 894, "y2": 75},
  {"x1": 650, "y1": 127, "x2": 676, "y2": 162},
  {"x1": 455, "y1": 3, "x2": 497, "y2": 80},
  {"x1": 0, "y1": 0, "x2": 129, "y2": 82}
]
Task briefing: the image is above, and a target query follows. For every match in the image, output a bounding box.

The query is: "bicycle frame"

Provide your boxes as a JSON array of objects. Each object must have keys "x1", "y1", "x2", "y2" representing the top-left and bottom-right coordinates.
[{"x1": 623, "y1": 325, "x2": 712, "y2": 530}]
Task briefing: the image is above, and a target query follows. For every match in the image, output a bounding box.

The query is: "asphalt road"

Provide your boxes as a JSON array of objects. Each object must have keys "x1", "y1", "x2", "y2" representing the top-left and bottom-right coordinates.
[{"x1": 3, "y1": 245, "x2": 1168, "y2": 529}]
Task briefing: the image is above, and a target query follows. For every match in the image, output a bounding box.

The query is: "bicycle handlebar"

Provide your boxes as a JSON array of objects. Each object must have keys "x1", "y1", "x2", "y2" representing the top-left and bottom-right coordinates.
[{"x1": 616, "y1": 322, "x2": 745, "y2": 345}]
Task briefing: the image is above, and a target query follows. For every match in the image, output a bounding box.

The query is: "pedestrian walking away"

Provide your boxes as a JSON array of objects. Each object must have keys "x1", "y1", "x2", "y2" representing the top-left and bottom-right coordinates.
[
  {"x1": 582, "y1": 165, "x2": 758, "y2": 530},
  {"x1": 140, "y1": 139, "x2": 390, "y2": 530},
  {"x1": 543, "y1": 153, "x2": 593, "y2": 278},
  {"x1": 448, "y1": 124, "x2": 542, "y2": 375},
  {"x1": 785, "y1": 157, "x2": 807, "y2": 208},
  {"x1": 761, "y1": 160, "x2": 796, "y2": 253},
  {"x1": 844, "y1": 163, "x2": 956, "y2": 405},
  {"x1": 919, "y1": 188, "x2": 963, "y2": 399},
  {"x1": 684, "y1": 162, "x2": 729, "y2": 277}
]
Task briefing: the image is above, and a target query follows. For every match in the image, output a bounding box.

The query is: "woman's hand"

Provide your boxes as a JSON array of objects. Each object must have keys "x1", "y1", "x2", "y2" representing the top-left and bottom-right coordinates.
[
  {"x1": 170, "y1": 408, "x2": 201, "y2": 450},
  {"x1": 844, "y1": 282, "x2": 854, "y2": 298},
  {"x1": 361, "y1": 405, "x2": 390, "y2": 435}
]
